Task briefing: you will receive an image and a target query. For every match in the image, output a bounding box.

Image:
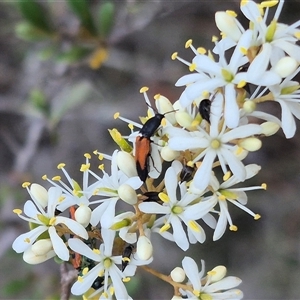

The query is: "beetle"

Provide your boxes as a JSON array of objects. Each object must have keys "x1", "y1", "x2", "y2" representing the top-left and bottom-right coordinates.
[
  {"x1": 199, "y1": 99, "x2": 211, "y2": 124},
  {"x1": 122, "y1": 244, "x2": 134, "y2": 271},
  {"x1": 180, "y1": 162, "x2": 195, "y2": 183}
]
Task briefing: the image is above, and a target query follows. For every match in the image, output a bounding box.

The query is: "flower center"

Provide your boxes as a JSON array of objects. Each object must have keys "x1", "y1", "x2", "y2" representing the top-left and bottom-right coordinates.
[
  {"x1": 37, "y1": 214, "x2": 50, "y2": 225},
  {"x1": 210, "y1": 139, "x2": 221, "y2": 149},
  {"x1": 221, "y1": 68, "x2": 234, "y2": 82},
  {"x1": 266, "y1": 19, "x2": 277, "y2": 42},
  {"x1": 172, "y1": 205, "x2": 183, "y2": 214},
  {"x1": 104, "y1": 258, "x2": 112, "y2": 269}
]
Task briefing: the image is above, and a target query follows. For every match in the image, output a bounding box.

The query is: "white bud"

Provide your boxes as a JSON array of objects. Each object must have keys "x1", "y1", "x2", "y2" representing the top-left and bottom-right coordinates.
[
  {"x1": 30, "y1": 183, "x2": 48, "y2": 208},
  {"x1": 75, "y1": 205, "x2": 91, "y2": 227},
  {"x1": 156, "y1": 95, "x2": 176, "y2": 125},
  {"x1": 170, "y1": 267, "x2": 186, "y2": 282},
  {"x1": 160, "y1": 146, "x2": 180, "y2": 162},
  {"x1": 118, "y1": 184, "x2": 137, "y2": 205},
  {"x1": 175, "y1": 111, "x2": 193, "y2": 128},
  {"x1": 215, "y1": 11, "x2": 242, "y2": 41},
  {"x1": 260, "y1": 121, "x2": 280, "y2": 136},
  {"x1": 209, "y1": 265, "x2": 227, "y2": 282},
  {"x1": 136, "y1": 235, "x2": 153, "y2": 260},
  {"x1": 117, "y1": 151, "x2": 137, "y2": 177},
  {"x1": 273, "y1": 56, "x2": 298, "y2": 78},
  {"x1": 239, "y1": 137, "x2": 262, "y2": 151},
  {"x1": 171, "y1": 296, "x2": 184, "y2": 300},
  {"x1": 243, "y1": 100, "x2": 256, "y2": 113},
  {"x1": 32, "y1": 239, "x2": 53, "y2": 256}
]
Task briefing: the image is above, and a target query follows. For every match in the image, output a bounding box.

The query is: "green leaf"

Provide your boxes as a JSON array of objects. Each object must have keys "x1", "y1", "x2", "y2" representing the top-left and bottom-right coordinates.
[
  {"x1": 15, "y1": 21, "x2": 51, "y2": 41},
  {"x1": 56, "y1": 46, "x2": 91, "y2": 63},
  {"x1": 98, "y1": 1, "x2": 115, "y2": 38},
  {"x1": 66, "y1": 0, "x2": 96, "y2": 35},
  {"x1": 29, "y1": 88, "x2": 50, "y2": 117},
  {"x1": 17, "y1": 0, "x2": 51, "y2": 32}
]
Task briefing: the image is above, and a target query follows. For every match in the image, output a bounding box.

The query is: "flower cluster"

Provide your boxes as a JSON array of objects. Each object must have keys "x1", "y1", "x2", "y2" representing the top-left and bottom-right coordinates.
[{"x1": 12, "y1": 1, "x2": 300, "y2": 299}]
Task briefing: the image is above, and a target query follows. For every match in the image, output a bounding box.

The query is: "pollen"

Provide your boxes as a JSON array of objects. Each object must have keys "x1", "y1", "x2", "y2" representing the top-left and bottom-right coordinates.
[
  {"x1": 22, "y1": 182, "x2": 31, "y2": 188},
  {"x1": 24, "y1": 237, "x2": 30, "y2": 243},
  {"x1": 197, "y1": 47, "x2": 206, "y2": 55},
  {"x1": 240, "y1": 0, "x2": 248, "y2": 6},
  {"x1": 84, "y1": 153, "x2": 91, "y2": 159},
  {"x1": 159, "y1": 192, "x2": 169, "y2": 203},
  {"x1": 240, "y1": 47, "x2": 248, "y2": 55},
  {"x1": 140, "y1": 86, "x2": 149, "y2": 93},
  {"x1": 260, "y1": 0, "x2": 278, "y2": 8},
  {"x1": 57, "y1": 163, "x2": 65, "y2": 169},
  {"x1": 254, "y1": 214, "x2": 261, "y2": 220},
  {"x1": 212, "y1": 35, "x2": 218, "y2": 42},
  {"x1": 223, "y1": 171, "x2": 231, "y2": 181},
  {"x1": 226, "y1": 10, "x2": 237, "y2": 17},
  {"x1": 98, "y1": 164, "x2": 104, "y2": 170},
  {"x1": 185, "y1": 39, "x2": 193, "y2": 48},
  {"x1": 237, "y1": 80, "x2": 247, "y2": 88},
  {"x1": 261, "y1": 183, "x2": 267, "y2": 190},
  {"x1": 80, "y1": 163, "x2": 90, "y2": 172},
  {"x1": 42, "y1": 175, "x2": 47, "y2": 180},
  {"x1": 82, "y1": 267, "x2": 89, "y2": 275},
  {"x1": 13, "y1": 209, "x2": 22, "y2": 215},
  {"x1": 122, "y1": 277, "x2": 131, "y2": 282},
  {"x1": 113, "y1": 112, "x2": 120, "y2": 119},
  {"x1": 128, "y1": 123, "x2": 134, "y2": 130},
  {"x1": 93, "y1": 248, "x2": 101, "y2": 254},
  {"x1": 52, "y1": 176, "x2": 61, "y2": 181},
  {"x1": 229, "y1": 225, "x2": 238, "y2": 231},
  {"x1": 171, "y1": 52, "x2": 178, "y2": 60},
  {"x1": 189, "y1": 63, "x2": 196, "y2": 72},
  {"x1": 188, "y1": 220, "x2": 200, "y2": 232},
  {"x1": 98, "y1": 153, "x2": 104, "y2": 160},
  {"x1": 160, "y1": 223, "x2": 171, "y2": 233}
]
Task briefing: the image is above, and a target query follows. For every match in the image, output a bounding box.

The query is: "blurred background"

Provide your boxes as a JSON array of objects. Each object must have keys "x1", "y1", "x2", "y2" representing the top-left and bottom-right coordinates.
[{"x1": 1, "y1": 0, "x2": 300, "y2": 299}]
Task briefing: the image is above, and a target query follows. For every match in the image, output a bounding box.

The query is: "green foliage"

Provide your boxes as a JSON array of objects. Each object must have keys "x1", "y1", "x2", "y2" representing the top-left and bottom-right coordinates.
[
  {"x1": 29, "y1": 88, "x2": 50, "y2": 117},
  {"x1": 17, "y1": 0, "x2": 52, "y2": 32},
  {"x1": 66, "y1": 0, "x2": 96, "y2": 35},
  {"x1": 56, "y1": 46, "x2": 91, "y2": 63},
  {"x1": 98, "y1": 1, "x2": 115, "y2": 38},
  {"x1": 15, "y1": 21, "x2": 51, "y2": 41},
  {"x1": 2, "y1": 276, "x2": 32, "y2": 296}
]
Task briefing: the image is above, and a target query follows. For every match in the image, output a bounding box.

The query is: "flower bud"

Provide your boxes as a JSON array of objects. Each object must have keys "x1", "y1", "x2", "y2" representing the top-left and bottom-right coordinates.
[
  {"x1": 30, "y1": 183, "x2": 48, "y2": 208},
  {"x1": 136, "y1": 235, "x2": 153, "y2": 260},
  {"x1": 32, "y1": 239, "x2": 53, "y2": 256},
  {"x1": 175, "y1": 111, "x2": 193, "y2": 128},
  {"x1": 160, "y1": 146, "x2": 180, "y2": 162},
  {"x1": 118, "y1": 184, "x2": 137, "y2": 205},
  {"x1": 23, "y1": 240, "x2": 55, "y2": 264},
  {"x1": 215, "y1": 11, "x2": 242, "y2": 41},
  {"x1": 209, "y1": 265, "x2": 227, "y2": 282},
  {"x1": 117, "y1": 151, "x2": 137, "y2": 177},
  {"x1": 155, "y1": 94, "x2": 176, "y2": 125},
  {"x1": 75, "y1": 205, "x2": 92, "y2": 227},
  {"x1": 273, "y1": 56, "x2": 298, "y2": 78},
  {"x1": 260, "y1": 121, "x2": 280, "y2": 136},
  {"x1": 170, "y1": 267, "x2": 186, "y2": 282},
  {"x1": 238, "y1": 137, "x2": 262, "y2": 151},
  {"x1": 243, "y1": 100, "x2": 256, "y2": 113}
]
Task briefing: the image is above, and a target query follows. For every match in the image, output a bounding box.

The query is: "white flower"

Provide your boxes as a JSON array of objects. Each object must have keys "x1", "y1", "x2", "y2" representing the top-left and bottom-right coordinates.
[
  {"x1": 12, "y1": 186, "x2": 88, "y2": 261},
  {"x1": 139, "y1": 166, "x2": 216, "y2": 251},
  {"x1": 210, "y1": 164, "x2": 264, "y2": 240},
  {"x1": 180, "y1": 256, "x2": 243, "y2": 299},
  {"x1": 168, "y1": 93, "x2": 262, "y2": 191}
]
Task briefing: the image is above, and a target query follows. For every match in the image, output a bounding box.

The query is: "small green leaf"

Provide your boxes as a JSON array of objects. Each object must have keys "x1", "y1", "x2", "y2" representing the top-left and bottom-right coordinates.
[
  {"x1": 29, "y1": 88, "x2": 50, "y2": 117},
  {"x1": 15, "y1": 21, "x2": 51, "y2": 41},
  {"x1": 98, "y1": 1, "x2": 115, "y2": 38},
  {"x1": 56, "y1": 46, "x2": 91, "y2": 63},
  {"x1": 66, "y1": 0, "x2": 96, "y2": 35},
  {"x1": 17, "y1": 0, "x2": 51, "y2": 32}
]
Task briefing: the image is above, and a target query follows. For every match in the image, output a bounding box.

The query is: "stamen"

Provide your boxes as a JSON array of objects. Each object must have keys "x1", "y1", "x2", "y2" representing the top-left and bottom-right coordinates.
[
  {"x1": 226, "y1": 10, "x2": 237, "y2": 17},
  {"x1": 160, "y1": 223, "x2": 171, "y2": 233},
  {"x1": 13, "y1": 209, "x2": 22, "y2": 215},
  {"x1": 22, "y1": 182, "x2": 31, "y2": 188},
  {"x1": 52, "y1": 176, "x2": 61, "y2": 181},
  {"x1": 57, "y1": 163, "x2": 65, "y2": 169},
  {"x1": 185, "y1": 39, "x2": 193, "y2": 48},
  {"x1": 140, "y1": 86, "x2": 149, "y2": 93},
  {"x1": 229, "y1": 225, "x2": 238, "y2": 231},
  {"x1": 84, "y1": 153, "x2": 91, "y2": 159},
  {"x1": 114, "y1": 112, "x2": 120, "y2": 119}
]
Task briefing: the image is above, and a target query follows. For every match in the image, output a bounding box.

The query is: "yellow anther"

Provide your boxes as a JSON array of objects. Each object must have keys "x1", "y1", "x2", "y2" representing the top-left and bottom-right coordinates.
[
  {"x1": 235, "y1": 146, "x2": 244, "y2": 156},
  {"x1": 294, "y1": 32, "x2": 300, "y2": 39},
  {"x1": 154, "y1": 93, "x2": 160, "y2": 100},
  {"x1": 159, "y1": 192, "x2": 170, "y2": 203},
  {"x1": 101, "y1": 292, "x2": 108, "y2": 298},
  {"x1": 223, "y1": 171, "x2": 231, "y2": 181},
  {"x1": 114, "y1": 112, "x2": 120, "y2": 119},
  {"x1": 52, "y1": 176, "x2": 61, "y2": 181},
  {"x1": 160, "y1": 223, "x2": 171, "y2": 233},
  {"x1": 82, "y1": 267, "x2": 89, "y2": 275},
  {"x1": 22, "y1": 182, "x2": 31, "y2": 188},
  {"x1": 185, "y1": 39, "x2": 193, "y2": 48},
  {"x1": 58, "y1": 196, "x2": 65, "y2": 203},
  {"x1": 211, "y1": 139, "x2": 221, "y2": 149},
  {"x1": 78, "y1": 276, "x2": 84, "y2": 283},
  {"x1": 202, "y1": 90, "x2": 210, "y2": 98},
  {"x1": 93, "y1": 248, "x2": 101, "y2": 254},
  {"x1": 237, "y1": 80, "x2": 247, "y2": 88},
  {"x1": 188, "y1": 220, "x2": 200, "y2": 232},
  {"x1": 80, "y1": 163, "x2": 90, "y2": 172},
  {"x1": 93, "y1": 150, "x2": 98, "y2": 155},
  {"x1": 254, "y1": 214, "x2": 261, "y2": 220},
  {"x1": 98, "y1": 153, "x2": 104, "y2": 160},
  {"x1": 42, "y1": 175, "x2": 47, "y2": 180},
  {"x1": 49, "y1": 217, "x2": 56, "y2": 226},
  {"x1": 122, "y1": 277, "x2": 131, "y2": 283},
  {"x1": 241, "y1": 0, "x2": 249, "y2": 6},
  {"x1": 57, "y1": 163, "x2": 65, "y2": 169},
  {"x1": 24, "y1": 237, "x2": 30, "y2": 243},
  {"x1": 140, "y1": 86, "x2": 149, "y2": 93},
  {"x1": 109, "y1": 286, "x2": 115, "y2": 295},
  {"x1": 84, "y1": 153, "x2": 91, "y2": 159},
  {"x1": 171, "y1": 52, "x2": 178, "y2": 60},
  {"x1": 13, "y1": 209, "x2": 22, "y2": 215},
  {"x1": 189, "y1": 63, "x2": 196, "y2": 72},
  {"x1": 98, "y1": 164, "x2": 105, "y2": 170},
  {"x1": 122, "y1": 257, "x2": 130, "y2": 263},
  {"x1": 212, "y1": 35, "x2": 219, "y2": 42},
  {"x1": 218, "y1": 194, "x2": 226, "y2": 201},
  {"x1": 226, "y1": 10, "x2": 237, "y2": 17},
  {"x1": 197, "y1": 47, "x2": 206, "y2": 55},
  {"x1": 187, "y1": 161, "x2": 194, "y2": 167},
  {"x1": 193, "y1": 290, "x2": 200, "y2": 297},
  {"x1": 207, "y1": 270, "x2": 216, "y2": 276},
  {"x1": 161, "y1": 119, "x2": 167, "y2": 126},
  {"x1": 260, "y1": 0, "x2": 278, "y2": 8},
  {"x1": 261, "y1": 183, "x2": 267, "y2": 190},
  {"x1": 240, "y1": 47, "x2": 248, "y2": 55},
  {"x1": 229, "y1": 225, "x2": 238, "y2": 231},
  {"x1": 128, "y1": 123, "x2": 134, "y2": 130}
]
